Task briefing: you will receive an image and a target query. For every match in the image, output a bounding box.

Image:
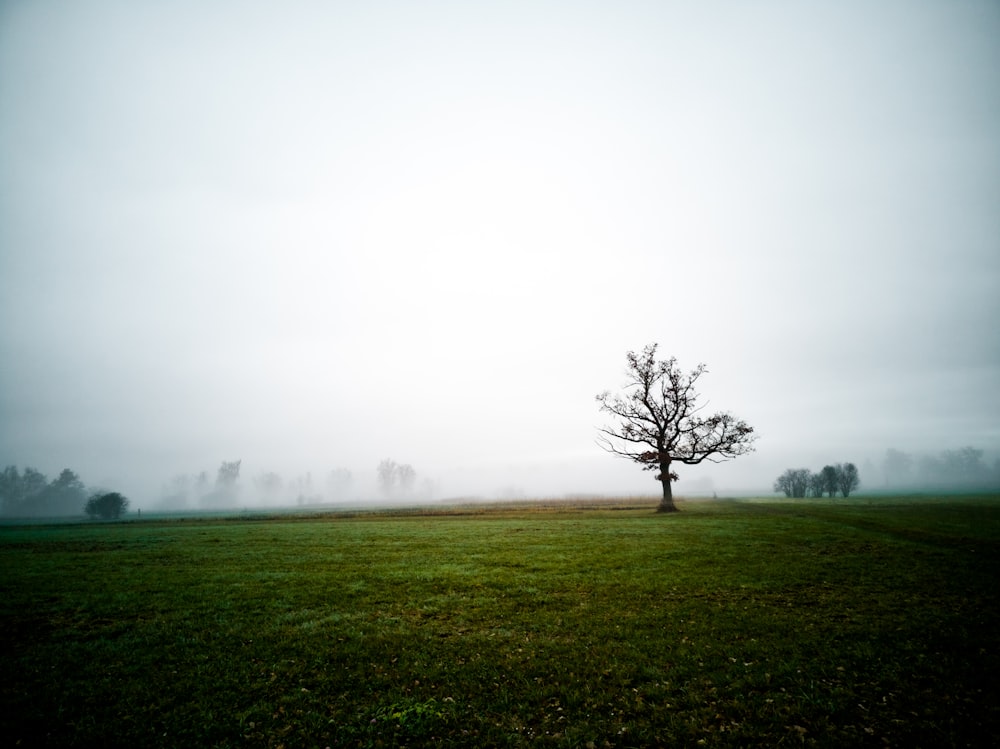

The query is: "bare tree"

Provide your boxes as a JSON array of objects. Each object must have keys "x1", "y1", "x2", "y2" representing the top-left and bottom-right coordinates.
[
  {"x1": 836, "y1": 463, "x2": 860, "y2": 497},
  {"x1": 377, "y1": 460, "x2": 417, "y2": 497},
  {"x1": 326, "y1": 468, "x2": 353, "y2": 500},
  {"x1": 202, "y1": 460, "x2": 242, "y2": 507},
  {"x1": 217, "y1": 460, "x2": 241, "y2": 489},
  {"x1": 774, "y1": 468, "x2": 810, "y2": 498},
  {"x1": 818, "y1": 465, "x2": 839, "y2": 497},
  {"x1": 377, "y1": 459, "x2": 398, "y2": 495},
  {"x1": 596, "y1": 344, "x2": 756, "y2": 512}
]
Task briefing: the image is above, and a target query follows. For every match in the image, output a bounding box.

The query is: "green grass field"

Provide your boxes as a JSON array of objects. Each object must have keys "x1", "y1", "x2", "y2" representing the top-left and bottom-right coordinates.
[{"x1": 1, "y1": 495, "x2": 998, "y2": 748}]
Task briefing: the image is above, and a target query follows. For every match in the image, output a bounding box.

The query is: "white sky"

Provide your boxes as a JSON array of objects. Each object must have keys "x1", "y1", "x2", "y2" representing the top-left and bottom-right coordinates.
[{"x1": 1, "y1": 0, "x2": 998, "y2": 501}]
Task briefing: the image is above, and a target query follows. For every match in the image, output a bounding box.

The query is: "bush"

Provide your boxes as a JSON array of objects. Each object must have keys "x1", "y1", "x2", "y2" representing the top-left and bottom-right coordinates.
[{"x1": 84, "y1": 492, "x2": 129, "y2": 520}]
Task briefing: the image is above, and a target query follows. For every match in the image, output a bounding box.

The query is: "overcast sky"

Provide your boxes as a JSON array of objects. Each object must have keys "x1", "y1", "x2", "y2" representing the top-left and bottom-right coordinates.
[{"x1": 1, "y1": 0, "x2": 998, "y2": 503}]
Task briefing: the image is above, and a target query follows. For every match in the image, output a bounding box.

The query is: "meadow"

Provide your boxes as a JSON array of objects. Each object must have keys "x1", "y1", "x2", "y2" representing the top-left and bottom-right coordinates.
[{"x1": 1, "y1": 495, "x2": 998, "y2": 748}]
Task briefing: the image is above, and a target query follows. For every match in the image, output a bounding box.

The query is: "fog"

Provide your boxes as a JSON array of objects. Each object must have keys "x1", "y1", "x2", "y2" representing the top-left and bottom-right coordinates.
[{"x1": 2, "y1": 1, "x2": 998, "y2": 512}]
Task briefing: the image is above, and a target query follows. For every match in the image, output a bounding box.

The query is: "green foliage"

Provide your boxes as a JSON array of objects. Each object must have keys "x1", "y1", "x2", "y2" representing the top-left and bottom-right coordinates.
[
  {"x1": 1, "y1": 495, "x2": 998, "y2": 747},
  {"x1": 84, "y1": 491, "x2": 129, "y2": 520}
]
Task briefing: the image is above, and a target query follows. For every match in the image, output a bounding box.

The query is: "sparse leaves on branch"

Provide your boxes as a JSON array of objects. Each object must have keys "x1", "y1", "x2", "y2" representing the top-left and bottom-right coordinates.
[{"x1": 596, "y1": 344, "x2": 756, "y2": 512}]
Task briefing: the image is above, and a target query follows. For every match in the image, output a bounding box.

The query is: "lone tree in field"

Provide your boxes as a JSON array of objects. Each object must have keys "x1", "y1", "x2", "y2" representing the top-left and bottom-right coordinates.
[
  {"x1": 596, "y1": 344, "x2": 756, "y2": 512},
  {"x1": 84, "y1": 491, "x2": 129, "y2": 520}
]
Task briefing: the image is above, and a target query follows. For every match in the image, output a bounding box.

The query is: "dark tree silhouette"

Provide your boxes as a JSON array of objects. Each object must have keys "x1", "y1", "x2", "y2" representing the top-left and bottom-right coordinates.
[
  {"x1": 596, "y1": 344, "x2": 756, "y2": 512},
  {"x1": 0, "y1": 465, "x2": 48, "y2": 515},
  {"x1": 818, "y1": 465, "x2": 839, "y2": 497},
  {"x1": 85, "y1": 492, "x2": 129, "y2": 520},
  {"x1": 836, "y1": 462, "x2": 860, "y2": 497},
  {"x1": 774, "y1": 468, "x2": 811, "y2": 498}
]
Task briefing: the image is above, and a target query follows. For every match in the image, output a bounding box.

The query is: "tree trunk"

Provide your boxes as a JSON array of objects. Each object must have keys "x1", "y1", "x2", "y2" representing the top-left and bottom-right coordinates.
[{"x1": 657, "y1": 459, "x2": 678, "y2": 513}]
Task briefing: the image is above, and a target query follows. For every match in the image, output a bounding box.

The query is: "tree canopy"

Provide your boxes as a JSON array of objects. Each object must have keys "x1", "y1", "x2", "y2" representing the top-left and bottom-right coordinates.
[{"x1": 85, "y1": 492, "x2": 129, "y2": 520}]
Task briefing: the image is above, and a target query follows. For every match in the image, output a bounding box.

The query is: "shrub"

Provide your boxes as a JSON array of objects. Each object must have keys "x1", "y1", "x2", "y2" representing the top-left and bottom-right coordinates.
[{"x1": 84, "y1": 492, "x2": 129, "y2": 520}]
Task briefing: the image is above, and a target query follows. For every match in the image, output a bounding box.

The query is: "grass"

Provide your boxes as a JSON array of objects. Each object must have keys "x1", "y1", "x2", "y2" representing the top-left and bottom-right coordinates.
[{"x1": 1, "y1": 495, "x2": 998, "y2": 747}]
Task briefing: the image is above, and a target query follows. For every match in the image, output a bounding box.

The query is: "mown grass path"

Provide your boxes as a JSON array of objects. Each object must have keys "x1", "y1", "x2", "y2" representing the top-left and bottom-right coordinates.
[{"x1": 1, "y1": 496, "x2": 998, "y2": 747}]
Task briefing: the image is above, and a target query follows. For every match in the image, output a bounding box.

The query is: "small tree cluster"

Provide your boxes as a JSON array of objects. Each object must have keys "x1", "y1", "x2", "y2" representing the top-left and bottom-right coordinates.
[
  {"x1": 376, "y1": 459, "x2": 417, "y2": 497},
  {"x1": 84, "y1": 492, "x2": 129, "y2": 520},
  {"x1": 774, "y1": 462, "x2": 860, "y2": 498},
  {"x1": 161, "y1": 461, "x2": 356, "y2": 509}
]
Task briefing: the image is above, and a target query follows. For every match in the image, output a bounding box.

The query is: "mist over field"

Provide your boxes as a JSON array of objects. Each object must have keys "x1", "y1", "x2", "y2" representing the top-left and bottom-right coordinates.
[{"x1": 1, "y1": 1, "x2": 998, "y2": 514}]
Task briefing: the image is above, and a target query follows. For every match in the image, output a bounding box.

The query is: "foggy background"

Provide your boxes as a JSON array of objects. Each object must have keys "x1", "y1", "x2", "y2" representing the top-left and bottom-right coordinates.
[{"x1": 2, "y1": 1, "x2": 998, "y2": 510}]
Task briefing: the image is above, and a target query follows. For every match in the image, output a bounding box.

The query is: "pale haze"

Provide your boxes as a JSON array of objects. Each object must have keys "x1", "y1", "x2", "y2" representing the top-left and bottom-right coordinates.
[{"x1": 2, "y1": 0, "x2": 998, "y2": 506}]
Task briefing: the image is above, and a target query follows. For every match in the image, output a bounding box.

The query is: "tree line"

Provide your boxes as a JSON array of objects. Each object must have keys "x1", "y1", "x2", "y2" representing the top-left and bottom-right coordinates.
[
  {"x1": 882, "y1": 446, "x2": 998, "y2": 489},
  {"x1": 158, "y1": 461, "x2": 357, "y2": 509},
  {"x1": 160, "y1": 458, "x2": 429, "y2": 507},
  {"x1": 1, "y1": 465, "x2": 128, "y2": 519},
  {"x1": 773, "y1": 463, "x2": 860, "y2": 498}
]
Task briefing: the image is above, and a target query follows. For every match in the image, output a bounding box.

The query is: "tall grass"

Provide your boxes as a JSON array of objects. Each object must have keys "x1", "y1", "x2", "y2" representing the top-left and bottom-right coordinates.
[{"x1": 1, "y1": 495, "x2": 997, "y2": 747}]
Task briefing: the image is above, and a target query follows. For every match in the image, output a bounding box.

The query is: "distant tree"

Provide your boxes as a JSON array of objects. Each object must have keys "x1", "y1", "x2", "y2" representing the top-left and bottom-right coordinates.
[
  {"x1": 773, "y1": 468, "x2": 810, "y2": 498},
  {"x1": 790, "y1": 468, "x2": 810, "y2": 498},
  {"x1": 85, "y1": 492, "x2": 129, "y2": 520},
  {"x1": 910, "y1": 446, "x2": 993, "y2": 489},
  {"x1": 217, "y1": 460, "x2": 241, "y2": 489},
  {"x1": 818, "y1": 465, "x2": 839, "y2": 498},
  {"x1": 377, "y1": 459, "x2": 399, "y2": 495},
  {"x1": 2, "y1": 468, "x2": 88, "y2": 517},
  {"x1": 376, "y1": 460, "x2": 417, "y2": 497},
  {"x1": 917, "y1": 454, "x2": 942, "y2": 484},
  {"x1": 596, "y1": 344, "x2": 756, "y2": 512},
  {"x1": 160, "y1": 474, "x2": 194, "y2": 508},
  {"x1": 195, "y1": 471, "x2": 210, "y2": 496},
  {"x1": 835, "y1": 463, "x2": 860, "y2": 497},
  {"x1": 941, "y1": 447, "x2": 987, "y2": 484},
  {"x1": 24, "y1": 467, "x2": 48, "y2": 496},
  {"x1": 326, "y1": 468, "x2": 352, "y2": 499},
  {"x1": 808, "y1": 471, "x2": 826, "y2": 498},
  {"x1": 292, "y1": 473, "x2": 323, "y2": 504},
  {"x1": 0, "y1": 465, "x2": 19, "y2": 514},
  {"x1": 396, "y1": 464, "x2": 416, "y2": 494},
  {"x1": 202, "y1": 460, "x2": 241, "y2": 507},
  {"x1": 882, "y1": 449, "x2": 913, "y2": 487},
  {"x1": 254, "y1": 472, "x2": 284, "y2": 502},
  {"x1": 0, "y1": 465, "x2": 48, "y2": 515},
  {"x1": 32, "y1": 469, "x2": 88, "y2": 516}
]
